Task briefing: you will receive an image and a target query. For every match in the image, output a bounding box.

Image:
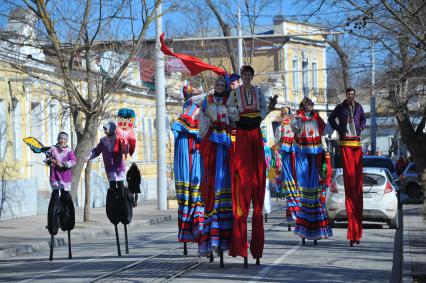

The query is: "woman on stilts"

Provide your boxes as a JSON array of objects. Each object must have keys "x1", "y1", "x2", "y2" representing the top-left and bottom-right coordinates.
[
  {"x1": 198, "y1": 76, "x2": 233, "y2": 267},
  {"x1": 274, "y1": 106, "x2": 299, "y2": 231},
  {"x1": 171, "y1": 84, "x2": 205, "y2": 251},
  {"x1": 292, "y1": 97, "x2": 332, "y2": 245}
]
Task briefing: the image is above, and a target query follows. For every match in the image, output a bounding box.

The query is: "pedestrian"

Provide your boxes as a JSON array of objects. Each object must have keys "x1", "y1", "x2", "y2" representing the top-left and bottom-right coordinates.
[
  {"x1": 274, "y1": 106, "x2": 300, "y2": 230},
  {"x1": 396, "y1": 155, "x2": 408, "y2": 176},
  {"x1": 328, "y1": 87, "x2": 366, "y2": 246},
  {"x1": 263, "y1": 135, "x2": 272, "y2": 222},
  {"x1": 227, "y1": 65, "x2": 268, "y2": 266},
  {"x1": 198, "y1": 76, "x2": 233, "y2": 261},
  {"x1": 171, "y1": 83, "x2": 205, "y2": 244},
  {"x1": 126, "y1": 163, "x2": 141, "y2": 207},
  {"x1": 292, "y1": 97, "x2": 332, "y2": 245}
]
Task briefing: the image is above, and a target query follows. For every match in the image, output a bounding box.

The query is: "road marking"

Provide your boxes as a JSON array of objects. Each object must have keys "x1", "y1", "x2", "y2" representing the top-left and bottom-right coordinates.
[
  {"x1": 248, "y1": 245, "x2": 300, "y2": 283},
  {"x1": 19, "y1": 232, "x2": 175, "y2": 283}
]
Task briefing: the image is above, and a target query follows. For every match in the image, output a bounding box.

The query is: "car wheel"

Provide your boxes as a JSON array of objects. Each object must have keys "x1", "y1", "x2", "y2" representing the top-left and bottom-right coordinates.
[
  {"x1": 388, "y1": 213, "x2": 399, "y2": 229},
  {"x1": 406, "y1": 183, "x2": 422, "y2": 199}
]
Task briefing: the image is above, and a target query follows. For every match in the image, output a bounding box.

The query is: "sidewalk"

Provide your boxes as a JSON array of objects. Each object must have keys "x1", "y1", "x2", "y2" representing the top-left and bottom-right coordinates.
[
  {"x1": 402, "y1": 204, "x2": 426, "y2": 283},
  {"x1": 0, "y1": 200, "x2": 176, "y2": 260}
]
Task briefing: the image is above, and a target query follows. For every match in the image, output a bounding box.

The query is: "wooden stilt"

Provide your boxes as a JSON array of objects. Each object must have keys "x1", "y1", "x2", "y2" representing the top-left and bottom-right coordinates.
[
  {"x1": 68, "y1": 230, "x2": 72, "y2": 259},
  {"x1": 115, "y1": 225, "x2": 121, "y2": 256},
  {"x1": 256, "y1": 258, "x2": 260, "y2": 265},
  {"x1": 49, "y1": 235, "x2": 54, "y2": 261},
  {"x1": 219, "y1": 250, "x2": 224, "y2": 268},
  {"x1": 124, "y1": 224, "x2": 129, "y2": 254},
  {"x1": 244, "y1": 257, "x2": 248, "y2": 269},
  {"x1": 302, "y1": 238, "x2": 306, "y2": 245},
  {"x1": 183, "y1": 242, "x2": 188, "y2": 255},
  {"x1": 209, "y1": 253, "x2": 214, "y2": 263},
  {"x1": 288, "y1": 224, "x2": 291, "y2": 231}
]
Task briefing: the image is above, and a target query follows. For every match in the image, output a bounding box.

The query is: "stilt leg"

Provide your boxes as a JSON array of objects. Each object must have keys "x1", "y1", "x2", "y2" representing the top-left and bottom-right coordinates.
[
  {"x1": 288, "y1": 224, "x2": 291, "y2": 231},
  {"x1": 219, "y1": 250, "x2": 224, "y2": 268},
  {"x1": 244, "y1": 257, "x2": 248, "y2": 269},
  {"x1": 265, "y1": 214, "x2": 268, "y2": 223},
  {"x1": 49, "y1": 235, "x2": 54, "y2": 261},
  {"x1": 256, "y1": 258, "x2": 260, "y2": 265},
  {"x1": 183, "y1": 242, "x2": 188, "y2": 255},
  {"x1": 314, "y1": 240, "x2": 318, "y2": 245},
  {"x1": 209, "y1": 253, "x2": 214, "y2": 263},
  {"x1": 115, "y1": 225, "x2": 121, "y2": 256},
  {"x1": 302, "y1": 238, "x2": 305, "y2": 245},
  {"x1": 68, "y1": 230, "x2": 72, "y2": 259},
  {"x1": 124, "y1": 224, "x2": 129, "y2": 254}
]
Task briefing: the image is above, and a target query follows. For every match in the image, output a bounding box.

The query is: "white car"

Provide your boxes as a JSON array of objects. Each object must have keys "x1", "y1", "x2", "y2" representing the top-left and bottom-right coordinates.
[{"x1": 326, "y1": 167, "x2": 399, "y2": 229}]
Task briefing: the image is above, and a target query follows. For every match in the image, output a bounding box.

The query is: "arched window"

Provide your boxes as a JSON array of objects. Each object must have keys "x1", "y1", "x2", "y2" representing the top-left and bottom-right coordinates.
[
  {"x1": 141, "y1": 118, "x2": 147, "y2": 161},
  {"x1": 302, "y1": 55, "x2": 309, "y2": 97},
  {"x1": 312, "y1": 59, "x2": 318, "y2": 91},
  {"x1": 13, "y1": 100, "x2": 22, "y2": 160},
  {"x1": 0, "y1": 100, "x2": 7, "y2": 161},
  {"x1": 292, "y1": 57, "x2": 299, "y2": 92},
  {"x1": 148, "y1": 118, "x2": 153, "y2": 161}
]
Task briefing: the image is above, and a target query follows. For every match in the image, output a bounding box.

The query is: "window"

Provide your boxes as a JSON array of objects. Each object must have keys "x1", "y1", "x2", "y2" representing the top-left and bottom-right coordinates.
[
  {"x1": 302, "y1": 60, "x2": 309, "y2": 97},
  {"x1": 13, "y1": 101, "x2": 22, "y2": 160},
  {"x1": 148, "y1": 118, "x2": 153, "y2": 161},
  {"x1": 0, "y1": 100, "x2": 7, "y2": 161},
  {"x1": 142, "y1": 118, "x2": 147, "y2": 161},
  {"x1": 292, "y1": 59, "x2": 299, "y2": 91},
  {"x1": 312, "y1": 62, "x2": 318, "y2": 90},
  {"x1": 49, "y1": 104, "x2": 59, "y2": 145}
]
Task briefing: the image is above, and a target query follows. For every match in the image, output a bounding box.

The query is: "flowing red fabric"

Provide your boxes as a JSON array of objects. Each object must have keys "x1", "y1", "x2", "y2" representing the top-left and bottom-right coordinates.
[
  {"x1": 341, "y1": 143, "x2": 363, "y2": 242},
  {"x1": 229, "y1": 128, "x2": 266, "y2": 259},
  {"x1": 160, "y1": 33, "x2": 227, "y2": 76}
]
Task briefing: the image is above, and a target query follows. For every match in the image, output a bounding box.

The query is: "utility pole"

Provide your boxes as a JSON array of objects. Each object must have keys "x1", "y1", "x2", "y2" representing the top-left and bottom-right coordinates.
[
  {"x1": 370, "y1": 39, "x2": 377, "y2": 156},
  {"x1": 155, "y1": 2, "x2": 167, "y2": 210},
  {"x1": 237, "y1": 6, "x2": 243, "y2": 71}
]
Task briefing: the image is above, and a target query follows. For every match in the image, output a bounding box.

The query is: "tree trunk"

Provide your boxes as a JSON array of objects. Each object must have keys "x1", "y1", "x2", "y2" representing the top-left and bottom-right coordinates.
[
  {"x1": 326, "y1": 38, "x2": 349, "y2": 90},
  {"x1": 71, "y1": 116, "x2": 99, "y2": 203},
  {"x1": 84, "y1": 159, "x2": 92, "y2": 222}
]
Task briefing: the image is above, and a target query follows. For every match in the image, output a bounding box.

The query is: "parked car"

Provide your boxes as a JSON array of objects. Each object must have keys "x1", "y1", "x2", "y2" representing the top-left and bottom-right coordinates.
[
  {"x1": 399, "y1": 162, "x2": 422, "y2": 199},
  {"x1": 326, "y1": 167, "x2": 398, "y2": 229},
  {"x1": 333, "y1": 155, "x2": 397, "y2": 179}
]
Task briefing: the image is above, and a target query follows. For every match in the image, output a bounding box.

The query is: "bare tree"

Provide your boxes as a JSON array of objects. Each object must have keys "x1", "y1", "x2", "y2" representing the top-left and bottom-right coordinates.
[
  {"x1": 301, "y1": 0, "x2": 426, "y2": 205},
  {"x1": 0, "y1": 0, "x2": 165, "y2": 221}
]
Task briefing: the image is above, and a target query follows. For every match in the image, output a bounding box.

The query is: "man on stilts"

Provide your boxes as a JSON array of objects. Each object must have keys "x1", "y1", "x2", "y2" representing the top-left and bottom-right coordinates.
[
  {"x1": 328, "y1": 88, "x2": 366, "y2": 246},
  {"x1": 227, "y1": 65, "x2": 271, "y2": 267}
]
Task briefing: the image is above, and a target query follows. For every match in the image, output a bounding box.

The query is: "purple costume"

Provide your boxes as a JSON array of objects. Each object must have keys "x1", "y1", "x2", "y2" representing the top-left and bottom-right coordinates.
[
  {"x1": 89, "y1": 122, "x2": 126, "y2": 181},
  {"x1": 45, "y1": 145, "x2": 76, "y2": 191}
]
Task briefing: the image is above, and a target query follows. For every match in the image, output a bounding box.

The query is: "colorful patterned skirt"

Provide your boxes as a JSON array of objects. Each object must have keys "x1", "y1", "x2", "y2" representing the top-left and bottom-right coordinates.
[
  {"x1": 199, "y1": 137, "x2": 233, "y2": 256},
  {"x1": 281, "y1": 151, "x2": 300, "y2": 223},
  {"x1": 174, "y1": 132, "x2": 204, "y2": 242},
  {"x1": 294, "y1": 152, "x2": 332, "y2": 240}
]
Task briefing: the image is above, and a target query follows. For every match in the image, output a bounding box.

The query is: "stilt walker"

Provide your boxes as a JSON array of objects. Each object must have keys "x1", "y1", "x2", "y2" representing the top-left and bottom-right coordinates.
[
  {"x1": 160, "y1": 33, "x2": 241, "y2": 266},
  {"x1": 263, "y1": 135, "x2": 273, "y2": 224},
  {"x1": 198, "y1": 76, "x2": 233, "y2": 267},
  {"x1": 274, "y1": 107, "x2": 299, "y2": 231},
  {"x1": 43, "y1": 132, "x2": 76, "y2": 260},
  {"x1": 227, "y1": 65, "x2": 269, "y2": 267},
  {"x1": 171, "y1": 83, "x2": 205, "y2": 254},
  {"x1": 89, "y1": 118, "x2": 134, "y2": 256},
  {"x1": 328, "y1": 88, "x2": 366, "y2": 246},
  {"x1": 292, "y1": 98, "x2": 332, "y2": 245}
]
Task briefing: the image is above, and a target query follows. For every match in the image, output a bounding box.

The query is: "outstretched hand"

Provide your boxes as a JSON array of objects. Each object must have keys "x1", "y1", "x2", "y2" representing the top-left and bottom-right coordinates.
[{"x1": 268, "y1": 95, "x2": 278, "y2": 113}]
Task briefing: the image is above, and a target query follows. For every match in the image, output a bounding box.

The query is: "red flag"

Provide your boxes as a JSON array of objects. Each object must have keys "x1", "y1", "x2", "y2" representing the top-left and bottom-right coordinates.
[{"x1": 160, "y1": 33, "x2": 227, "y2": 76}]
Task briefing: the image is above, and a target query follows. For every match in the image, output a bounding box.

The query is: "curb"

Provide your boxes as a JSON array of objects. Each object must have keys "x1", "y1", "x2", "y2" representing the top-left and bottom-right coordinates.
[{"x1": 0, "y1": 214, "x2": 173, "y2": 261}]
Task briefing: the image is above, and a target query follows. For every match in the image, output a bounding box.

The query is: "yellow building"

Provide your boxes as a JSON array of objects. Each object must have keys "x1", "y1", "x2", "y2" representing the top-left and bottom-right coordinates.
[
  {"x1": 167, "y1": 15, "x2": 329, "y2": 145},
  {"x1": 0, "y1": 9, "x2": 183, "y2": 219}
]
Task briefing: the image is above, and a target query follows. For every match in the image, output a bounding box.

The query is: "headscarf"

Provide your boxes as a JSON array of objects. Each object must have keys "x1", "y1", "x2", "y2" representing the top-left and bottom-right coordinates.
[
  {"x1": 57, "y1": 132, "x2": 69, "y2": 141},
  {"x1": 103, "y1": 121, "x2": 117, "y2": 136}
]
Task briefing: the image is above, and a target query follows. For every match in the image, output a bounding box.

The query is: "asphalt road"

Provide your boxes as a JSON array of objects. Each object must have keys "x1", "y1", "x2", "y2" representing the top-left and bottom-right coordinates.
[{"x1": 0, "y1": 208, "x2": 396, "y2": 283}]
